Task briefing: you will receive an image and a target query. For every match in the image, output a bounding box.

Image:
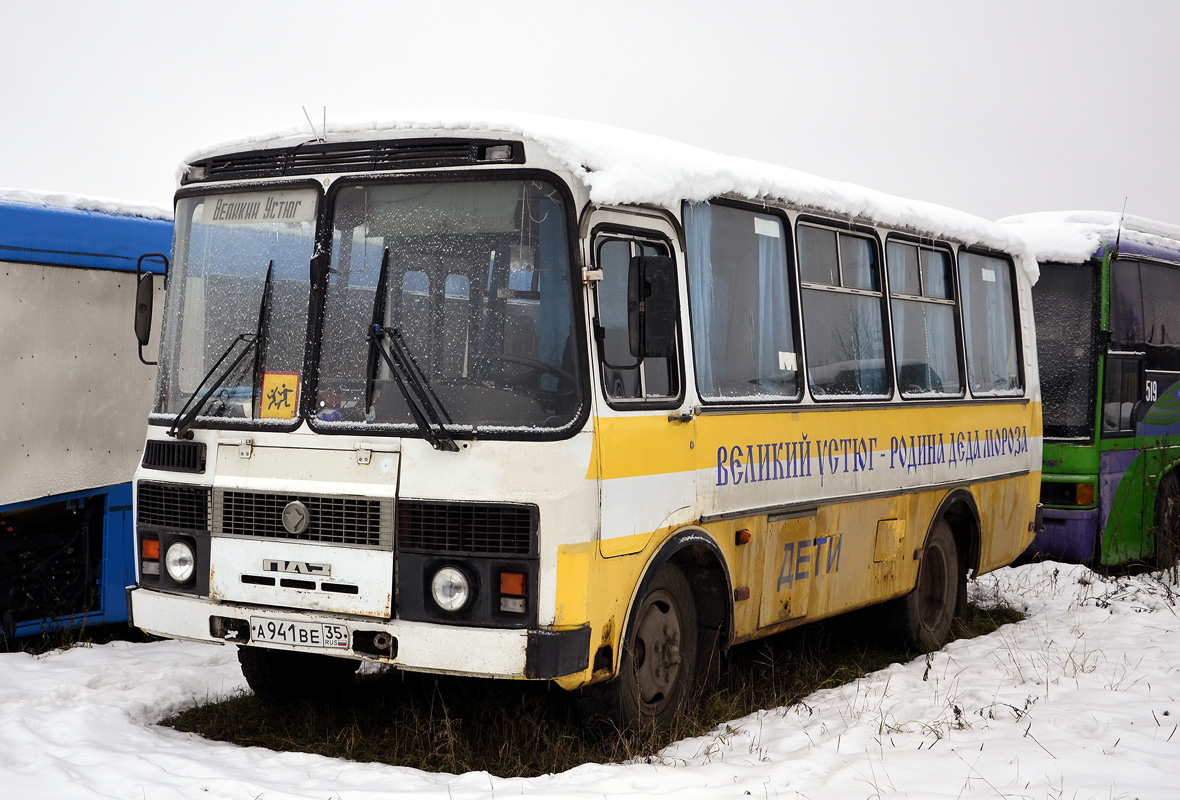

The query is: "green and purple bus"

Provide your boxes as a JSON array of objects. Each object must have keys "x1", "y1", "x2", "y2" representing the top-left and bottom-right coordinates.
[{"x1": 1004, "y1": 212, "x2": 1180, "y2": 566}]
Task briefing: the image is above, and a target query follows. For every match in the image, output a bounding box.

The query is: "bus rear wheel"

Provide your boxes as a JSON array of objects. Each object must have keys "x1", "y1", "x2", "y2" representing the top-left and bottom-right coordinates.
[
  {"x1": 894, "y1": 520, "x2": 961, "y2": 651},
  {"x1": 237, "y1": 646, "x2": 359, "y2": 703},
  {"x1": 580, "y1": 562, "x2": 698, "y2": 730}
]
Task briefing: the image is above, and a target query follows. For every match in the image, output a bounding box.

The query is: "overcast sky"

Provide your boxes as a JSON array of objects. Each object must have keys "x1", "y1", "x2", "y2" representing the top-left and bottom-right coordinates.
[{"x1": 4, "y1": 0, "x2": 1178, "y2": 223}]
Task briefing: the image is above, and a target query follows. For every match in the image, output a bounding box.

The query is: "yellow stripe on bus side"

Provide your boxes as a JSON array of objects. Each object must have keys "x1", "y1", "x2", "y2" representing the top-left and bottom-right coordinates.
[{"x1": 589, "y1": 402, "x2": 1041, "y2": 481}]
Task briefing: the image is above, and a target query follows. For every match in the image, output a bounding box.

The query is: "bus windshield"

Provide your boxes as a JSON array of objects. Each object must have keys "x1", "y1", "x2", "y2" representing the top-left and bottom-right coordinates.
[
  {"x1": 154, "y1": 188, "x2": 318, "y2": 425},
  {"x1": 1033, "y1": 261, "x2": 1100, "y2": 439},
  {"x1": 314, "y1": 178, "x2": 581, "y2": 434}
]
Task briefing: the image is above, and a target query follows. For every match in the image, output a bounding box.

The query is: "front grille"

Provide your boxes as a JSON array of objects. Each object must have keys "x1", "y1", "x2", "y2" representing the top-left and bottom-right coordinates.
[
  {"x1": 142, "y1": 440, "x2": 207, "y2": 473},
  {"x1": 215, "y1": 490, "x2": 393, "y2": 548},
  {"x1": 398, "y1": 500, "x2": 537, "y2": 556},
  {"x1": 185, "y1": 138, "x2": 524, "y2": 183},
  {"x1": 137, "y1": 481, "x2": 211, "y2": 530}
]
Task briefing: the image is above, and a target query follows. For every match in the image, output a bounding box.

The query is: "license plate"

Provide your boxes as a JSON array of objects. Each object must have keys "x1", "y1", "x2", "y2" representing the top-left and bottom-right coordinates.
[{"x1": 249, "y1": 616, "x2": 349, "y2": 649}]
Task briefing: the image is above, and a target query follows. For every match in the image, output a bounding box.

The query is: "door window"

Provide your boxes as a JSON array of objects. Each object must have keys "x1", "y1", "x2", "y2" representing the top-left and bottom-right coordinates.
[{"x1": 593, "y1": 235, "x2": 680, "y2": 402}]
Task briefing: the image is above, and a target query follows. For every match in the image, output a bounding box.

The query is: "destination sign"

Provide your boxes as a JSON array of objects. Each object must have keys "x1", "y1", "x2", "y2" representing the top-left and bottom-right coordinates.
[{"x1": 200, "y1": 189, "x2": 316, "y2": 225}]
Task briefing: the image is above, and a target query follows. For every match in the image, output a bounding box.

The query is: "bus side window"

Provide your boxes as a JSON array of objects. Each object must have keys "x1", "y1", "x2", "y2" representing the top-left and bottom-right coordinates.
[
  {"x1": 1138, "y1": 261, "x2": 1180, "y2": 372},
  {"x1": 400, "y1": 270, "x2": 432, "y2": 363},
  {"x1": 958, "y1": 252, "x2": 1023, "y2": 396},
  {"x1": 1103, "y1": 357, "x2": 1142, "y2": 434},
  {"x1": 798, "y1": 224, "x2": 889, "y2": 398},
  {"x1": 593, "y1": 236, "x2": 679, "y2": 401},
  {"x1": 442, "y1": 274, "x2": 472, "y2": 375},
  {"x1": 886, "y1": 241, "x2": 963, "y2": 397},
  {"x1": 683, "y1": 202, "x2": 800, "y2": 402}
]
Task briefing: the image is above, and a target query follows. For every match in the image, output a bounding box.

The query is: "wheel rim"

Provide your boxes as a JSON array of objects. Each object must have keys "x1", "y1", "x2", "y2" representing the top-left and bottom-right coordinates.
[
  {"x1": 632, "y1": 589, "x2": 682, "y2": 715},
  {"x1": 918, "y1": 539, "x2": 952, "y2": 634}
]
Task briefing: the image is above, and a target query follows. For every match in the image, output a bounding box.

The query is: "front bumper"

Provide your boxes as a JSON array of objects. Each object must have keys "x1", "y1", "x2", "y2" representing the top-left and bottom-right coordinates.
[
  {"x1": 1027, "y1": 507, "x2": 1100, "y2": 562},
  {"x1": 128, "y1": 587, "x2": 589, "y2": 680}
]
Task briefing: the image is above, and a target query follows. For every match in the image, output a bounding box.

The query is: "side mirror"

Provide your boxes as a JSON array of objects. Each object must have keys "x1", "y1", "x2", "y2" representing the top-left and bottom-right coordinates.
[
  {"x1": 628, "y1": 255, "x2": 679, "y2": 359},
  {"x1": 135, "y1": 253, "x2": 169, "y2": 366},
  {"x1": 134, "y1": 272, "x2": 154, "y2": 347}
]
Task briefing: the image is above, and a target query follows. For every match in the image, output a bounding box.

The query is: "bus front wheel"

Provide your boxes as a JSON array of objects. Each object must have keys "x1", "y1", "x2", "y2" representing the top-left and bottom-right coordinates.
[
  {"x1": 1154, "y1": 471, "x2": 1180, "y2": 568},
  {"x1": 580, "y1": 562, "x2": 699, "y2": 730},
  {"x1": 894, "y1": 520, "x2": 961, "y2": 651}
]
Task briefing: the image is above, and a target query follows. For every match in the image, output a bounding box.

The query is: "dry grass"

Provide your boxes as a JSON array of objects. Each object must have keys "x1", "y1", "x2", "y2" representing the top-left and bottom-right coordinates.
[
  {"x1": 2, "y1": 622, "x2": 153, "y2": 655},
  {"x1": 161, "y1": 602, "x2": 1023, "y2": 777}
]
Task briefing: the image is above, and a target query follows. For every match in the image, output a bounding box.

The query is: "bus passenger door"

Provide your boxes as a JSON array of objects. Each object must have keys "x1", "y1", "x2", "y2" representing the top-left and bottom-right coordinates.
[
  {"x1": 759, "y1": 511, "x2": 816, "y2": 626},
  {"x1": 587, "y1": 213, "x2": 696, "y2": 557},
  {"x1": 1101, "y1": 355, "x2": 1151, "y2": 561}
]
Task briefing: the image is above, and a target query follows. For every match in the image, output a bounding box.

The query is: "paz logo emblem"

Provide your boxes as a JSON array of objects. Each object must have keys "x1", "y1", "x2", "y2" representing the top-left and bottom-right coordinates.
[{"x1": 281, "y1": 500, "x2": 310, "y2": 535}]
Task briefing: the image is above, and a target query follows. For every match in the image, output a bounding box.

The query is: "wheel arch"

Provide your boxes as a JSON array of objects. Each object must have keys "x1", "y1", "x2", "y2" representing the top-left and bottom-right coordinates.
[
  {"x1": 1151, "y1": 467, "x2": 1180, "y2": 566},
  {"x1": 623, "y1": 526, "x2": 733, "y2": 687},
  {"x1": 1150, "y1": 460, "x2": 1180, "y2": 523},
  {"x1": 930, "y1": 488, "x2": 981, "y2": 618}
]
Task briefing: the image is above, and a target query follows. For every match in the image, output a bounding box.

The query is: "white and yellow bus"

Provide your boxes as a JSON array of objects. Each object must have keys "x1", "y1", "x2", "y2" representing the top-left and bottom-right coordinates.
[{"x1": 128, "y1": 114, "x2": 1040, "y2": 727}]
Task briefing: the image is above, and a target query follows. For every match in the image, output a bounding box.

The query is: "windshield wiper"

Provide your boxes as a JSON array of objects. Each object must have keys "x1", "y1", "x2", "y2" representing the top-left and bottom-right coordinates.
[
  {"x1": 250, "y1": 262, "x2": 274, "y2": 419},
  {"x1": 167, "y1": 334, "x2": 258, "y2": 438},
  {"x1": 365, "y1": 249, "x2": 459, "y2": 452},
  {"x1": 168, "y1": 262, "x2": 274, "y2": 439}
]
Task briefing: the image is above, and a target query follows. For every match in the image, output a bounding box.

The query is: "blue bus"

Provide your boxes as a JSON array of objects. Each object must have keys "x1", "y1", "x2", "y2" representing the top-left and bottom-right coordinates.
[{"x1": 0, "y1": 190, "x2": 172, "y2": 640}]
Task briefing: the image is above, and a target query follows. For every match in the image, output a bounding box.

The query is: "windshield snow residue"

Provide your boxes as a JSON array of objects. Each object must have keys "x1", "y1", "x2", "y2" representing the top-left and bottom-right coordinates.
[
  {"x1": 154, "y1": 189, "x2": 317, "y2": 425},
  {"x1": 315, "y1": 178, "x2": 582, "y2": 434}
]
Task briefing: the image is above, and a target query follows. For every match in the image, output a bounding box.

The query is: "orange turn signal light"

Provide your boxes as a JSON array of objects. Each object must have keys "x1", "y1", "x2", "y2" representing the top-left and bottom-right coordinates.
[
  {"x1": 1075, "y1": 482, "x2": 1095, "y2": 507},
  {"x1": 141, "y1": 538, "x2": 160, "y2": 560},
  {"x1": 500, "y1": 571, "x2": 526, "y2": 596}
]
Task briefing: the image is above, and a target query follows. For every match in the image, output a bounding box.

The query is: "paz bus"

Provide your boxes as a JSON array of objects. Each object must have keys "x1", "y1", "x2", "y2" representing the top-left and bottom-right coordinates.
[
  {"x1": 1003, "y1": 211, "x2": 1180, "y2": 566},
  {"x1": 0, "y1": 189, "x2": 170, "y2": 640},
  {"x1": 127, "y1": 115, "x2": 1040, "y2": 726}
]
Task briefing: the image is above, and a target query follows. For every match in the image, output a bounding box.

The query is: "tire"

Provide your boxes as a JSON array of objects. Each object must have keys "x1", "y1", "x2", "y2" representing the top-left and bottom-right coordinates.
[
  {"x1": 893, "y1": 520, "x2": 961, "y2": 652},
  {"x1": 579, "y1": 563, "x2": 698, "y2": 730},
  {"x1": 1154, "y1": 471, "x2": 1180, "y2": 569},
  {"x1": 237, "y1": 646, "x2": 359, "y2": 704}
]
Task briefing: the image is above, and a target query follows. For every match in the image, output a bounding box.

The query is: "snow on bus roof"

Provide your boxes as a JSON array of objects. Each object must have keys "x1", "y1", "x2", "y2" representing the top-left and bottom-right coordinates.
[
  {"x1": 999, "y1": 210, "x2": 1180, "y2": 265},
  {"x1": 0, "y1": 186, "x2": 172, "y2": 221},
  {"x1": 183, "y1": 110, "x2": 1038, "y2": 282}
]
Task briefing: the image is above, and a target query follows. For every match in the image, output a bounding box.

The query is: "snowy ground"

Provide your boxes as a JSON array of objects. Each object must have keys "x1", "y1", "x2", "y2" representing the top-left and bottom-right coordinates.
[{"x1": 2, "y1": 562, "x2": 1177, "y2": 799}]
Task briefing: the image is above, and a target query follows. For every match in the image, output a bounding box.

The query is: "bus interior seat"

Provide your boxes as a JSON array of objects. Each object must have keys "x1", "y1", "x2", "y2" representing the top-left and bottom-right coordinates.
[
  {"x1": 1104, "y1": 401, "x2": 1134, "y2": 431},
  {"x1": 503, "y1": 312, "x2": 539, "y2": 358},
  {"x1": 898, "y1": 363, "x2": 943, "y2": 393}
]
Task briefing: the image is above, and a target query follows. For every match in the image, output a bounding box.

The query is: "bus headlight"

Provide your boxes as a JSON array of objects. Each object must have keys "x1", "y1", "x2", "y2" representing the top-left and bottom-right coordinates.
[
  {"x1": 430, "y1": 566, "x2": 471, "y2": 612},
  {"x1": 164, "y1": 540, "x2": 196, "y2": 584}
]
